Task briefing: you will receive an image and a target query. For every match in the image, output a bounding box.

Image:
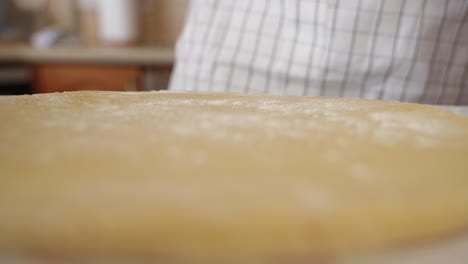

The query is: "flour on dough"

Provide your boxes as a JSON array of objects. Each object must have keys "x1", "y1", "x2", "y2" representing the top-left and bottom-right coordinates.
[{"x1": 0, "y1": 91, "x2": 468, "y2": 260}]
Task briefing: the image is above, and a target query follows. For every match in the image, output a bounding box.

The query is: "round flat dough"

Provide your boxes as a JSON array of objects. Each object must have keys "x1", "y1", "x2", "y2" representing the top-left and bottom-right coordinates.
[{"x1": 0, "y1": 91, "x2": 468, "y2": 261}]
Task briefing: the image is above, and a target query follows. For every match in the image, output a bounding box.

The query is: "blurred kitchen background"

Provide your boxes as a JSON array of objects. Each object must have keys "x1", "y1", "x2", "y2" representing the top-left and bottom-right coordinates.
[{"x1": 0, "y1": 0, "x2": 188, "y2": 95}]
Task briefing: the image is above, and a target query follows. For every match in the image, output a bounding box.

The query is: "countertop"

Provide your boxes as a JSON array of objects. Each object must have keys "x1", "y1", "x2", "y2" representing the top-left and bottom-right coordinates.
[{"x1": 0, "y1": 43, "x2": 174, "y2": 65}]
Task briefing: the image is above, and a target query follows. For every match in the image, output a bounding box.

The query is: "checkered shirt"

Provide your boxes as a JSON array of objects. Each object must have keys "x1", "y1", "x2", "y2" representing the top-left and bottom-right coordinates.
[{"x1": 170, "y1": 0, "x2": 468, "y2": 105}]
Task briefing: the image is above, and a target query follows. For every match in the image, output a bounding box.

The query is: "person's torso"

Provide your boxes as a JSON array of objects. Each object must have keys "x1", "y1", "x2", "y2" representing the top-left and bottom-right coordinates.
[{"x1": 170, "y1": 0, "x2": 468, "y2": 105}]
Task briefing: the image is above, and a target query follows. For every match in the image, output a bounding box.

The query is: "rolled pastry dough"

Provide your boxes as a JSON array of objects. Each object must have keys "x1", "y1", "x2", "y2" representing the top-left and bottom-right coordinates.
[{"x1": 0, "y1": 91, "x2": 468, "y2": 260}]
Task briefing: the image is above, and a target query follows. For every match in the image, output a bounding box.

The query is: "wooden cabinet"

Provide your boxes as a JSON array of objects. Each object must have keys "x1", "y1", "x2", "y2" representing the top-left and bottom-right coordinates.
[{"x1": 32, "y1": 64, "x2": 143, "y2": 93}]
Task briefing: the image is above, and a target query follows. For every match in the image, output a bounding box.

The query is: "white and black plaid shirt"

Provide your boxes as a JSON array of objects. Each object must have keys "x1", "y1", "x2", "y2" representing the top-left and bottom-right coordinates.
[{"x1": 170, "y1": 0, "x2": 468, "y2": 105}]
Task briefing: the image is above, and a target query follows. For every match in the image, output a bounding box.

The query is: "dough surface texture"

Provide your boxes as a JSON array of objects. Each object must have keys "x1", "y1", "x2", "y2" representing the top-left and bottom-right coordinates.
[{"x1": 1, "y1": 91, "x2": 468, "y2": 260}]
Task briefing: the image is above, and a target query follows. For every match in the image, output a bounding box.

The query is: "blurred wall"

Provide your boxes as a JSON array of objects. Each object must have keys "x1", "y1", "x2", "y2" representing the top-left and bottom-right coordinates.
[
  {"x1": 142, "y1": 0, "x2": 189, "y2": 47},
  {"x1": 6, "y1": 0, "x2": 190, "y2": 47}
]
